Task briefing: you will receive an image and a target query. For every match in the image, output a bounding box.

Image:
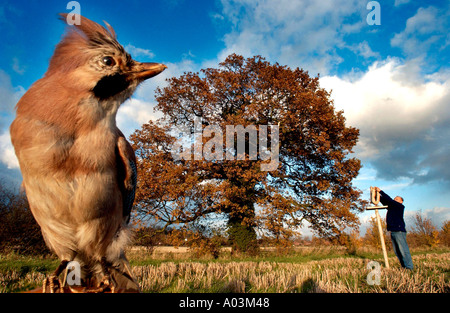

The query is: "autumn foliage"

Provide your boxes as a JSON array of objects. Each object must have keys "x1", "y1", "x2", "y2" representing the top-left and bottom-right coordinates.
[{"x1": 130, "y1": 54, "x2": 365, "y2": 252}]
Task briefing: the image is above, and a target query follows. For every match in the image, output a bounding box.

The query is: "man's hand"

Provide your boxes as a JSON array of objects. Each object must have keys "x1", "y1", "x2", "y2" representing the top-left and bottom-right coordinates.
[{"x1": 374, "y1": 187, "x2": 381, "y2": 192}]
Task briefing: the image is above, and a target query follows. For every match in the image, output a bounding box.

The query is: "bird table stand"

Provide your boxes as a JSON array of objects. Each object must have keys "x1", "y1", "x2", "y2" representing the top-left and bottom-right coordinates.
[{"x1": 366, "y1": 187, "x2": 389, "y2": 269}]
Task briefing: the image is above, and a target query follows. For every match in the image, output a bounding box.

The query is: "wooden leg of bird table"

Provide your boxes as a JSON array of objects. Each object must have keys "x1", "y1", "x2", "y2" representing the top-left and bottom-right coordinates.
[{"x1": 375, "y1": 209, "x2": 390, "y2": 269}]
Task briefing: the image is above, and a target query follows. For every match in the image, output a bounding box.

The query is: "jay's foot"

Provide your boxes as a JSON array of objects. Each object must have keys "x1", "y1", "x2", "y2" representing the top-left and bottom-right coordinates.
[{"x1": 42, "y1": 260, "x2": 69, "y2": 293}]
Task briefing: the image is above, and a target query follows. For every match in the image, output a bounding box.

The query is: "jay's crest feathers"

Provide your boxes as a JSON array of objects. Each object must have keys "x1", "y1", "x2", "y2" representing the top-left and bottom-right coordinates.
[{"x1": 47, "y1": 14, "x2": 123, "y2": 76}]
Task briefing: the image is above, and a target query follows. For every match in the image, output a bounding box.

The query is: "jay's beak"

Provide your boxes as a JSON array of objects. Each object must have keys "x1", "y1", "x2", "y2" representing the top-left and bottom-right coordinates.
[{"x1": 132, "y1": 62, "x2": 167, "y2": 80}]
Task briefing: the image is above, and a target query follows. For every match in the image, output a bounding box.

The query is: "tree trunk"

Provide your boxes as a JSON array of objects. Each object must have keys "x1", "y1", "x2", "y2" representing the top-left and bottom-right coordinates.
[{"x1": 226, "y1": 201, "x2": 258, "y2": 255}]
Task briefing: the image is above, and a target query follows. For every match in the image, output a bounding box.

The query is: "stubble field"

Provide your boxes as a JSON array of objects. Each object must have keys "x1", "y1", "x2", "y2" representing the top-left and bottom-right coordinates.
[{"x1": 1, "y1": 246, "x2": 449, "y2": 293}]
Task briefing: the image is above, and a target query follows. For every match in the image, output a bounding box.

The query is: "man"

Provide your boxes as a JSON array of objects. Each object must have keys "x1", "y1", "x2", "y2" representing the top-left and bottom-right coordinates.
[{"x1": 374, "y1": 187, "x2": 414, "y2": 270}]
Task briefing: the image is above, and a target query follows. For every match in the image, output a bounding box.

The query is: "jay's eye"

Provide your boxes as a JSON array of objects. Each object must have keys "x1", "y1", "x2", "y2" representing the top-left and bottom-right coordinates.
[{"x1": 102, "y1": 56, "x2": 115, "y2": 66}]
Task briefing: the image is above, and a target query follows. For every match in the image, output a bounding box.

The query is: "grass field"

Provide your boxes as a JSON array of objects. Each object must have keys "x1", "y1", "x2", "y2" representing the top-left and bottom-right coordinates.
[{"x1": 1, "y1": 246, "x2": 449, "y2": 293}]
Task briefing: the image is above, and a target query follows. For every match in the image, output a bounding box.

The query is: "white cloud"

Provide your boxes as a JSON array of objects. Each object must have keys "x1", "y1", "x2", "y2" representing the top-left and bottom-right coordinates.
[
  {"x1": 320, "y1": 58, "x2": 450, "y2": 183},
  {"x1": 350, "y1": 41, "x2": 379, "y2": 59},
  {"x1": 377, "y1": 180, "x2": 414, "y2": 192},
  {"x1": 12, "y1": 57, "x2": 26, "y2": 75},
  {"x1": 391, "y1": 6, "x2": 449, "y2": 57},
  {"x1": 217, "y1": 0, "x2": 366, "y2": 75},
  {"x1": 404, "y1": 207, "x2": 450, "y2": 229},
  {"x1": 124, "y1": 44, "x2": 155, "y2": 60},
  {"x1": 0, "y1": 131, "x2": 18, "y2": 169},
  {"x1": 210, "y1": 12, "x2": 224, "y2": 21},
  {"x1": 118, "y1": 98, "x2": 158, "y2": 125},
  {"x1": 0, "y1": 69, "x2": 24, "y2": 113},
  {"x1": 422, "y1": 207, "x2": 450, "y2": 226},
  {"x1": 0, "y1": 69, "x2": 24, "y2": 170},
  {"x1": 394, "y1": 0, "x2": 410, "y2": 6},
  {"x1": 117, "y1": 98, "x2": 160, "y2": 137}
]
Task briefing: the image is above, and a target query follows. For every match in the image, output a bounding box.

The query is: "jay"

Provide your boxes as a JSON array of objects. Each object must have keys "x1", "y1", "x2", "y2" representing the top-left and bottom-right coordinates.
[{"x1": 10, "y1": 14, "x2": 166, "y2": 292}]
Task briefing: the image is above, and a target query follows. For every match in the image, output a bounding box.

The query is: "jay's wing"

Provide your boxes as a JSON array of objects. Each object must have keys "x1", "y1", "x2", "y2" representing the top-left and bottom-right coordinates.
[{"x1": 116, "y1": 132, "x2": 137, "y2": 224}]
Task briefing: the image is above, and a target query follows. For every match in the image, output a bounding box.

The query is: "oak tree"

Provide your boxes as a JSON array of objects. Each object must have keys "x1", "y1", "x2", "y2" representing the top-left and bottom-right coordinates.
[{"x1": 130, "y1": 54, "x2": 365, "y2": 252}]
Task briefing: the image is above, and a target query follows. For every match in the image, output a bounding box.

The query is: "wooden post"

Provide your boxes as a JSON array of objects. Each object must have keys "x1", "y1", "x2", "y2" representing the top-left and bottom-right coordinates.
[
  {"x1": 367, "y1": 187, "x2": 390, "y2": 269},
  {"x1": 375, "y1": 208, "x2": 389, "y2": 269}
]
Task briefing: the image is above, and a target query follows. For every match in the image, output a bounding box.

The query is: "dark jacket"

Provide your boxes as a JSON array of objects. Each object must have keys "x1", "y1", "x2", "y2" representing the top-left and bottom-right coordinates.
[{"x1": 379, "y1": 190, "x2": 406, "y2": 232}]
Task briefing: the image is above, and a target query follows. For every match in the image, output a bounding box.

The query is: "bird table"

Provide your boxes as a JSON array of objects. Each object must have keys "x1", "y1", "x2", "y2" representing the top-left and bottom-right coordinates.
[{"x1": 366, "y1": 187, "x2": 389, "y2": 269}]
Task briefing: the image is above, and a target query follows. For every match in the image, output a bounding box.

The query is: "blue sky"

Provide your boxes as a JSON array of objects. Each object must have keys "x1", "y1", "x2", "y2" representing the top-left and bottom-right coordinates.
[{"x1": 0, "y1": 0, "x2": 449, "y2": 234}]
